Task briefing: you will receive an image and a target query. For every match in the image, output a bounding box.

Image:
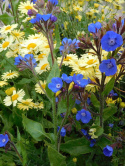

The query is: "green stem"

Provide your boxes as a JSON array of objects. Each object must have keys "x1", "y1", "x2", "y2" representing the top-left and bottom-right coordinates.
[
  {"x1": 57, "y1": 88, "x2": 69, "y2": 152},
  {"x1": 10, "y1": 142, "x2": 24, "y2": 165},
  {"x1": 8, "y1": 0, "x2": 17, "y2": 23},
  {"x1": 52, "y1": 96, "x2": 58, "y2": 149}
]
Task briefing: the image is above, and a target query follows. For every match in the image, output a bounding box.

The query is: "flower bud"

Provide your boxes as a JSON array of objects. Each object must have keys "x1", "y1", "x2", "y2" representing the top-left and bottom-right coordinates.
[
  {"x1": 27, "y1": 9, "x2": 37, "y2": 17},
  {"x1": 50, "y1": 15, "x2": 57, "y2": 22},
  {"x1": 36, "y1": 0, "x2": 45, "y2": 8},
  {"x1": 73, "y1": 158, "x2": 77, "y2": 163}
]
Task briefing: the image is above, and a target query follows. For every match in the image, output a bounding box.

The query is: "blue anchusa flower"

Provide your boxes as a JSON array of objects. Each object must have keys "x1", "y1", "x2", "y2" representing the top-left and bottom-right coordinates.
[
  {"x1": 75, "y1": 99, "x2": 81, "y2": 105},
  {"x1": 57, "y1": 126, "x2": 66, "y2": 137},
  {"x1": 24, "y1": 54, "x2": 37, "y2": 67},
  {"x1": 48, "y1": 77, "x2": 63, "y2": 93},
  {"x1": 87, "y1": 97, "x2": 91, "y2": 105},
  {"x1": 14, "y1": 55, "x2": 24, "y2": 65},
  {"x1": 32, "y1": 0, "x2": 37, "y2": 4},
  {"x1": 76, "y1": 109, "x2": 92, "y2": 124},
  {"x1": 49, "y1": 0, "x2": 58, "y2": 6},
  {"x1": 103, "y1": 145, "x2": 113, "y2": 157},
  {"x1": 60, "y1": 38, "x2": 79, "y2": 54},
  {"x1": 8, "y1": 4, "x2": 11, "y2": 9},
  {"x1": 109, "y1": 90, "x2": 118, "y2": 97},
  {"x1": 90, "y1": 139, "x2": 96, "y2": 147},
  {"x1": 0, "y1": 134, "x2": 9, "y2": 147},
  {"x1": 101, "y1": 31, "x2": 123, "y2": 52},
  {"x1": 109, "y1": 123, "x2": 114, "y2": 128},
  {"x1": 30, "y1": 13, "x2": 51, "y2": 23},
  {"x1": 99, "y1": 58, "x2": 117, "y2": 76},
  {"x1": 122, "y1": 19, "x2": 124, "y2": 26},
  {"x1": 73, "y1": 74, "x2": 89, "y2": 88},
  {"x1": 61, "y1": 73, "x2": 72, "y2": 84},
  {"x1": 50, "y1": 15, "x2": 57, "y2": 22},
  {"x1": 88, "y1": 22, "x2": 101, "y2": 33},
  {"x1": 81, "y1": 129, "x2": 88, "y2": 136}
]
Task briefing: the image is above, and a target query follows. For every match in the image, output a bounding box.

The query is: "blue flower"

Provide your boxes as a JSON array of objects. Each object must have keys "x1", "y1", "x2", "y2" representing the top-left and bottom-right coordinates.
[
  {"x1": 73, "y1": 74, "x2": 89, "y2": 88},
  {"x1": 109, "y1": 90, "x2": 118, "y2": 97},
  {"x1": 32, "y1": 0, "x2": 37, "y2": 4},
  {"x1": 48, "y1": 77, "x2": 63, "y2": 93},
  {"x1": 24, "y1": 54, "x2": 37, "y2": 67},
  {"x1": 50, "y1": 15, "x2": 57, "y2": 22},
  {"x1": 87, "y1": 98, "x2": 91, "y2": 105},
  {"x1": 88, "y1": 22, "x2": 101, "y2": 33},
  {"x1": 30, "y1": 13, "x2": 51, "y2": 23},
  {"x1": 0, "y1": 134, "x2": 9, "y2": 147},
  {"x1": 61, "y1": 73, "x2": 72, "y2": 84},
  {"x1": 109, "y1": 123, "x2": 114, "y2": 128},
  {"x1": 14, "y1": 55, "x2": 24, "y2": 65},
  {"x1": 101, "y1": 31, "x2": 123, "y2": 52},
  {"x1": 99, "y1": 58, "x2": 117, "y2": 76},
  {"x1": 8, "y1": 4, "x2": 11, "y2": 9},
  {"x1": 90, "y1": 139, "x2": 96, "y2": 147},
  {"x1": 76, "y1": 109, "x2": 92, "y2": 124},
  {"x1": 57, "y1": 127, "x2": 66, "y2": 137},
  {"x1": 103, "y1": 145, "x2": 113, "y2": 157},
  {"x1": 30, "y1": 18, "x2": 37, "y2": 24},
  {"x1": 122, "y1": 19, "x2": 124, "y2": 26},
  {"x1": 49, "y1": 0, "x2": 58, "y2": 6},
  {"x1": 72, "y1": 39, "x2": 80, "y2": 49},
  {"x1": 81, "y1": 129, "x2": 87, "y2": 136},
  {"x1": 75, "y1": 99, "x2": 81, "y2": 105}
]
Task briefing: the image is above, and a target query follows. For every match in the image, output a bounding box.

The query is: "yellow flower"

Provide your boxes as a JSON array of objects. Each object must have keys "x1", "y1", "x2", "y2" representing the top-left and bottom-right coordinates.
[
  {"x1": 5, "y1": 87, "x2": 16, "y2": 96},
  {"x1": 120, "y1": 102, "x2": 125, "y2": 108},
  {"x1": 101, "y1": 14, "x2": 105, "y2": 21},
  {"x1": 68, "y1": 82, "x2": 74, "y2": 91},
  {"x1": 33, "y1": 102, "x2": 44, "y2": 109},
  {"x1": 4, "y1": 89, "x2": 25, "y2": 107},
  {"x1": 35, "y1": 80, "x2": 46, "y2": 94},
  {"x1": 17, "y1": 99, "x2": 34, "y2": 111},
  {"x1": 0, "y1": 24, "x2": 18, "y2": 34},
  {"x1": 73, "y1": 157, "x2": 77, "y2": 163},
  {"x1": 116, "y1": 97, "x2": 122, "y2": 103},
  {"x1": 106, "y1": 97, "x2": 116, "y2": 105},
  {"x1": 1, "y1": 70, "x2": 19, "y2": 81},
  {"x1": 75, "y1": 15, "x2": 82, "y2": 21},
  {"x1": 0, "y1": 81, "x2": 8, "y2": 87},
  {"x1": 64, "y1": 21, "x2": 68, "y2": 30},
  {"x1": 0, "y1": 36, "x2": 14, "y2": 52},
  {"x1": 18, "y1": 1, "x2": 37, "y2": 14},
  {"x1": 94, "y1": 3, "x2": 99, "y2": 8},
  {"x1": 35, "y1": 58, "x2": 50, "y2": 74},
  {"x1": 11, "y1": 30, "x2": 25, "y2": 40},
  {"x1": 89, "y1": 128, "x2": 98, "y2": 139},
  {"x1": 73, "y1": 5, "x2": 83, "y2": 12},
  {"x1": 72, "y1": 108, "x2": 77, "y2": 114},
  {"x1": 56, "y1": 90, "x2": 61, "y2": 96}
]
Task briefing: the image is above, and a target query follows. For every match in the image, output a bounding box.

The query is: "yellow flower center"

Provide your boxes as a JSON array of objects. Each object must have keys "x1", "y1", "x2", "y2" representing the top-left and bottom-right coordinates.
[
  {"x1": 34, "y1": 37, "x2": 39, "y2": 39},
  {"x1": 25, "y1": 6, "x2": 33, "y2": 10},
  {"x1": 42, "y1": 84, "x2": 46, "y2": 89},
  {"x1": 38, "y1": 53, "x2": 46, "y2": 59},
  {"x1": 87, "y1": 59, "x2": 97, "y2": 65},
  {"x1": 41, "y1": 63, "x2": 48, "y2": 70},
  {"x1": 13, "y1": 32, "x2": 20, "y2": 36},
  {"x1": 12, "y1": 94, "x2": 18, "y2": 101},
  {"x1": 44, "y1": 45, "x2": 50, "y2": 48},
  {"x1": 27, "y1": 43, "x2": 37, "y2": 50},
  {"x1": 5, "y1": 26, "x2": 11, "y2": 30},
  {"x1": 2, "y1": 41, "x2": 10, "y2": 48},
  {"x1": 6, "y1": 73, "x2": 14, "y2": 76},
  {"x1": 23, "y1": 101, "x2": 30, "y2": 105},
  {"x1": 79, "y1": 66, "x2": 86, "y2": 70},
  {"x1": 64, "y1": 57, "x2": 71, "y2": 61}
]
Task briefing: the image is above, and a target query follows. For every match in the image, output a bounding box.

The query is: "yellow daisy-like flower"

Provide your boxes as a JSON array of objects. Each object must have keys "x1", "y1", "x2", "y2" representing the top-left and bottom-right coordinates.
[
  {"x1": 0, "y1": 36, "x2": 14, "y2": 52},
  {"x1": 1, "y1": 70, "x2": 19, "y2": 81},
  {"x1": 17, "y1": 99, "x2": 34, "y2": 111},
  {"x1": 0, "y1": 81, "x2": 8, "y2": 87},
  {"x1": 3, "y1": 89, "x2": 25, "y2": 107},
  {"x1": 106, "y1": 97, "x2": 116, "y2": 105},
  {"x1": 18, "y1": 1, "x2": 37, "y2": 14},
  {"x1": 33, "y1": 102, "x2": 44, "y2": 109},
  {"x1": 75, "y1": 15, "x2": 82, "y2": 21},
  {"x1": 11, "y1": 30, "x2": 25, "y2": 40},
  {"x1": 0, "y1": 24, "x2": 18, "y2": 34},
  {"x1": 35, "y1": 58, "x2": 50, "y2": 74},
  {"x1": 5, "y1": 87, "x2": 16, "y2": 96},
  {"x1": 57, "y1": 54, "x2": 78, "y2": 66},
  {"x1": 34, "y1": 53, "x2": 47, "y2": 61},
  {"x1": 35, "y1": 80, "x2": 46, "y2": 94},
  {"x1": 73, "y1": 5, "x2": 83, "y2": 12}
]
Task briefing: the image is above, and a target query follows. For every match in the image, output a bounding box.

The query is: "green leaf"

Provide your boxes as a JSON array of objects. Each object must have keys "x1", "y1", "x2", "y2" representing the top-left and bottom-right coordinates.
[
  {"x1": 102, "y1": 77, "x2": 115, "y2": 96},
  {"x1": 60, "y1": 138, "x2": 92, "y2": 156},
  {"x1": 97, "y1": 137, "x2": 112, "y2": 149},
  {"x1": 95, "y1": 126, "x2": 104, "y2": 137},
  {"x1": 103, "y1": 106, "x2": 117, "y2": 121},
  {"x1": 55, "y1": 25, "x2": 60, "y2": 49},
  {"x1": 22, "y1": 115, "x2": 51, "y2": 141},
  {"x1": 11, "y1": 0, "x2": 21, "y2": 16},
  {"x1": 42, "y1": 119, "x2": 53, "y2": 128},
  {"x1": 90, "y1": 93, "x2": 100, "y2": 109},
  {"x1": 48, "y1": 146, "x2": 66, "y2": 166},
  {"x1": 17, "y1": 78, "x2": 32, "y2": 84},
  {"x1": 0, "y1": 13, "x2": 13, "y2": 25}
]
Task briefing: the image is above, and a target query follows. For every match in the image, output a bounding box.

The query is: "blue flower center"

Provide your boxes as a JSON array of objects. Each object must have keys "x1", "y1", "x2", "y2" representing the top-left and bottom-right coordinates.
[
  {"x1": 108, "y1": 38, "x2": 116, "y2": 46},
  {"x1": 77, "y1": 80, "x2": 80, "y2": 84},
  {"x1": 2, "y1": 139, "x2": 6, "y2": 143},
  {"x1": 81, "y1": 112, "x2": 86, "y2": 117},
  {"x1": 56, "y1": 84, "x2": 61, "y2": 88},
  {"x1": 107, "y1": 62, "x2": 113, "y2": 69}
]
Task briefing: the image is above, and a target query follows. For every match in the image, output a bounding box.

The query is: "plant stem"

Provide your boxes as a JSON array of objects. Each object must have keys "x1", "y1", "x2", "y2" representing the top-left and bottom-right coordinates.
[
  {"x1": 52, "y1": 96, "x2": 58, "y2": 149},
  {"x1": 8, "y1": 0, "x2": 17, "y2": 23},
  {"x1": 47, "y1": 32, "x2": 54, "y2": 66},
  {"x1": 57, "y1": 88, "x2": 69, "y2": 152},
  {"x1": 58, "y1": 135, "x2": 62, "y2": 153},
  {"x1": 10, "y1": 142, "x2": 24, "y2": 164}
]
